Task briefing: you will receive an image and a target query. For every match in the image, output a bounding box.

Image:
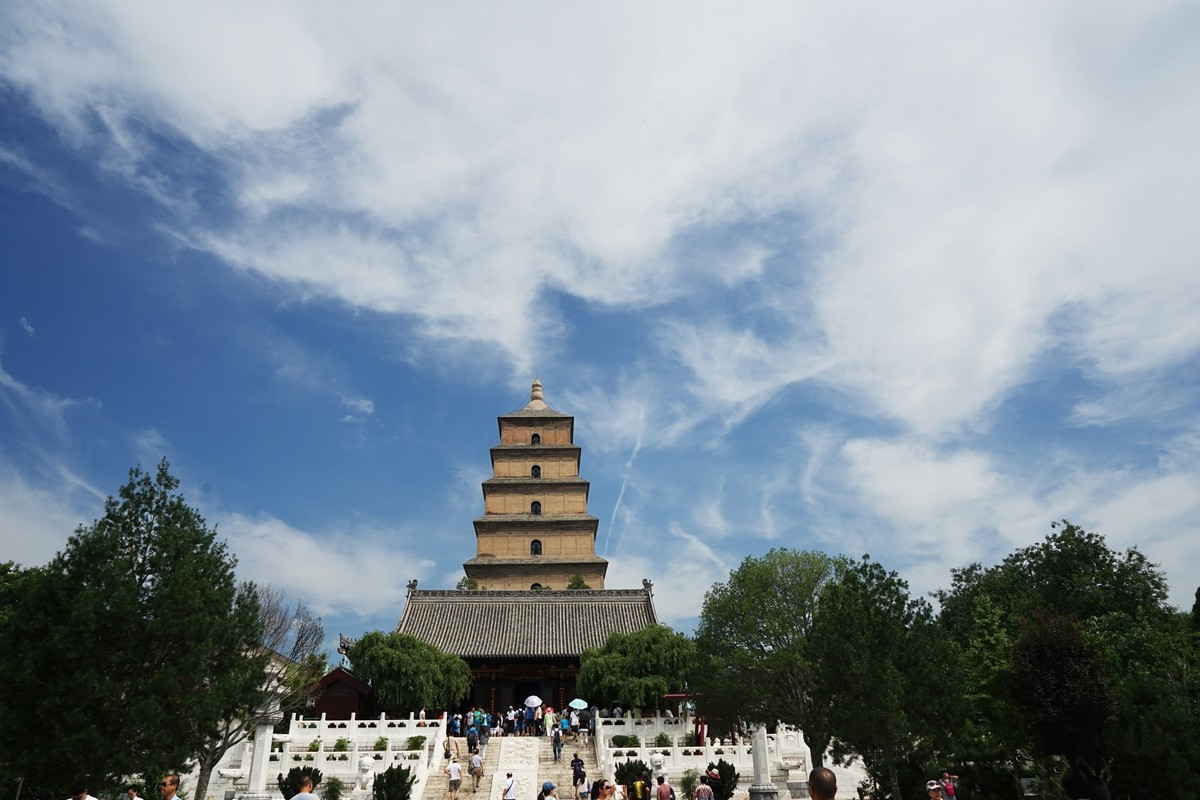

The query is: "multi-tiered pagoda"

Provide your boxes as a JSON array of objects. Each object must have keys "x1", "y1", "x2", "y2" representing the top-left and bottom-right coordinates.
[
  {"x1": 464, "y1": 377, "x2": 608, "y2": 590},
  {"x1": 383, "y1": 379, "x2": 657, "y2": 711}
]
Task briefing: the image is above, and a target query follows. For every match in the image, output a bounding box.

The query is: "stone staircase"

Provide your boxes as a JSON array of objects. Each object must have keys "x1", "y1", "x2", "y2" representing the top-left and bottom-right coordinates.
[
  {"x1": 537, "y1": 736, "x2": 599, "y2": 799},
  {"x1": 416, "y1": 734, "x2": 601, "y2": 800},
  {"x1": 420, "y1": 737, "x2": 502, "y2": 800}
]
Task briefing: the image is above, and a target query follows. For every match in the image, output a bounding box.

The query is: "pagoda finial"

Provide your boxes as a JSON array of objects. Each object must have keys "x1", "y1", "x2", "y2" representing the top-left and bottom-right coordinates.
[{"x1": 524, "y1": 378, "x2": 548, "y2": 411}]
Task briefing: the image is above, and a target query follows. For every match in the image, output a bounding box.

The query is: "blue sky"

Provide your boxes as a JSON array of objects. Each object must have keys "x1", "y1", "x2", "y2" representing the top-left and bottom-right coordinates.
[{"x1": 2, "y1": 2, "x2": 1199, "y2": 650}]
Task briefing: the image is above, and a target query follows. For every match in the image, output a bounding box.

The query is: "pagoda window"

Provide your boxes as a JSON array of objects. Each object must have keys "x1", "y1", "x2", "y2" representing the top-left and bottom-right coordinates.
[
  {"x1": 531, "y1": 465, "x2": 541, "y2": 478},
  {"x1": 531, "y1": 433, "x2": 541, "y2": 445},
  {"x1": 531, "y1": 583, "x2": 542, "y2": 590},
  {"x1": 531, "y1": 539, "x2": 543, "y2": 556},
  {"x1": 531, "y1": 501, "x2": 542, "y2": 515}
]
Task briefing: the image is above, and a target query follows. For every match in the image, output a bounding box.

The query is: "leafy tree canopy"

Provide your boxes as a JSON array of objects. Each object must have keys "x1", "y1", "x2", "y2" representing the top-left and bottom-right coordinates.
[
  {"x1": 0, "y1": 460, "x2": 266, "y2": 795},
  {"x1": 566, "y1": 574, "x2": 591, "y2": 590},
  {"x1": 347, "y1": 631, "x2": 472, "y2": 712},
  {"x1": 1008, "y1": 611, "x2": 1117, "y2": 798},
  {"x1": 692, "y1": 549, "x2": 842, "y2": 765},
  {"x1": 578, "y1": 623, "x2": 695, "y2": 709},
  {"x1": 937, "y1": 521, "x2": 1170, "y2": 643}
]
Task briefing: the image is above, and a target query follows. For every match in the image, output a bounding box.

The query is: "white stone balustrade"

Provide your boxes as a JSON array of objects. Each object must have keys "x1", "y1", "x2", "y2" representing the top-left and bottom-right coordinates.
[{"x1": 191, "y1": 713, "x2": 444, "y2": 800}]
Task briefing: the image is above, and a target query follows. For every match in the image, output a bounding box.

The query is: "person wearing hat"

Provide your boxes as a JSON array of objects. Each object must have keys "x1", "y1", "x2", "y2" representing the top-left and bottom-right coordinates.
[
  {"x1": 538, "y1": 782, "x2": 558, "y2": 800},
  {"x1": 926, "y1": 780, "x2": 943, "y2": 798}
]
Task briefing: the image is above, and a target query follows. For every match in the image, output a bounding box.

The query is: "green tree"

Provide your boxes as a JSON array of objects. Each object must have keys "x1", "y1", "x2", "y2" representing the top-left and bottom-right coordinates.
[
  {"x1": 937, "y1": 521, "x2": 1178, "y2": 794},
  {"x1": 347, "y1": 631, "x2": 472, "y2": 711},
  {"x1": 950, "y1": 594, "x2": 1027, "y2": 798},
  {"x1": 937, "y1": 521, "x2": 1170, "y2": 643},
  {"x1": 578, "y1": 624, "x2": 695, "y2": 709},
  {"x1": 811, "y1": 556, "x2": 956, "y2": 800},
  {"x1": 455, "y1": 577, "x2": 479, "y2": 591},
  {"x1": 1009, "y1": 613, "x2": 1117, "y2": 798},
  {"x1": 566, "y1": 574, "x2": 591, "y2": 590},
  {"x1": 192, "y1": 586, "x2": 327, "y2": 800},
  {"x1": 1085, "y1": 610, "x2": 1200, "y2": 799},
  {"x1": 0, "y1": 460, "x2": 266, "y2": 794},
  {"x1": 692, "y1": 549, "x2": 841, "y2": 768}
]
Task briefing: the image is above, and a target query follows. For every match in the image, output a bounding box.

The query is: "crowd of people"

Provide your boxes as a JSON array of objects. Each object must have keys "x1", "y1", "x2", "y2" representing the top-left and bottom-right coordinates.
[
  {"x1": 435, "y1": 705, "x2": 968, "y2": 800},
  {"x1": 438, "y1": 703, "x2": 596, "y2": 744}
]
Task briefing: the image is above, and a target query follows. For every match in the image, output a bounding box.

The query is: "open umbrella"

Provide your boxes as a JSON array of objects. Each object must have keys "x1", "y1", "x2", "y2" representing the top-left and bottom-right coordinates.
[
  {"x1": 568, "y1": 698, "x2": 588, "y2": 710},
  {"x1": 524, "y1": 695, "x2": 543, "y2": 707}
]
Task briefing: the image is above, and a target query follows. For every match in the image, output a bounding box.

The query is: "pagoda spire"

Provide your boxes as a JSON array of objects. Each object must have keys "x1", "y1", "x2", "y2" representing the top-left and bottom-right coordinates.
[{"x1": 524, "y1": 377, "x2": 548, "y2": 411}]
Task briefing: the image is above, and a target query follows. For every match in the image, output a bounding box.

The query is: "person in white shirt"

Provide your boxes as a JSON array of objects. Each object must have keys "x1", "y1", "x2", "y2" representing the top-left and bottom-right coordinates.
[
  {"x1": 292, "y1": 774, "x2": 319, "y2": 800},
  {"x1": 445, "y1": 758, "x2": 464, "y2": 800},
  {"x1": 69, "y1": 782, "x2": 96, "y2": 800},
  {"x1": 503, "y1": 773, "x2": 518, "y2": 800}
]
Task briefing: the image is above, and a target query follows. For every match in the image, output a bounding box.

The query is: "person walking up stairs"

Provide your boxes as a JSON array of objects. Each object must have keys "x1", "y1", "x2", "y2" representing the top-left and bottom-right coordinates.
[
  {"x1": 538, "y1": 739, "x2": 599, "y2": 800},
  {"x1": 425, "y1": 735, "x2": 502, "y2": 800}
]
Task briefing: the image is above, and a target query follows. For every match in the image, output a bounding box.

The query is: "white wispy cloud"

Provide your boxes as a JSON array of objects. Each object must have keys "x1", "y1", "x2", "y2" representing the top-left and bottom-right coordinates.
[
  {"x1": 823, "y1": 433, "x2": 1200, "y2": 611},
  {"x1": 219, "y1": 511, "x2": 435, "y2": 622},
  {"x1": 4, "y1": 2, "x2": 1196, "y2": 437},
  {"x1": 3, "y1": 0, "x2": 1199, "y2": 624},
  {"x1": 607, "y1": 522, "x2": 733, "y2": 631}
]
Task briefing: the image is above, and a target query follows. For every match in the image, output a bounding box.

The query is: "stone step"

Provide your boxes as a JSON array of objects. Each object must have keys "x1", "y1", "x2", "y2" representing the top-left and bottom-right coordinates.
[
  {"x1": 421, "y1": 737, "x2": 504, "y2": 800},
  {"x1": 535, "y1": 736, "x2": 599, "y2": 799}
]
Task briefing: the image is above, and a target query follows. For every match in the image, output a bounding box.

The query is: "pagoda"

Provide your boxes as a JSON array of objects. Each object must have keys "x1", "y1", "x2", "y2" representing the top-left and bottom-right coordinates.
[
  {"x1": 463, "y1": 378, "x2": 608, "y2": 590},
  {"x1": 381, "y1": 379, "x2": 656, "y2": 711}
]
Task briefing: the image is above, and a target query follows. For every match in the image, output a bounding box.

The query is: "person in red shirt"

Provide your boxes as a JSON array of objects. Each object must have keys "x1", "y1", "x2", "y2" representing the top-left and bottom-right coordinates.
[{"x1": 655, "y1": 776, "x2": 671, "y2": 800}]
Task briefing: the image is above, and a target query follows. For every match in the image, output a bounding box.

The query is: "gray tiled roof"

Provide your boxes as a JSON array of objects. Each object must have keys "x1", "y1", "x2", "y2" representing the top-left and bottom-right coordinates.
[
  {"x1": 500, "y1": 407, "x2": 571, "y2": 418},
  {"x1": 394, "y1": 588, "x2": 658, "y2": 658}
]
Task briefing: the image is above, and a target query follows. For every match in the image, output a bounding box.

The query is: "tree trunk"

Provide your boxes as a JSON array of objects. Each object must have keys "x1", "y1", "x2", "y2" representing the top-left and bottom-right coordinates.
[
  {"x1": 886, "y1": 747, "x2": 903, "y2": 800},
  {"x1": 194, "y1": 754, "x2": 220, "y2": 800},
  {"x1": 802, "y1": 731, "x2": 827, "y2": 769}
]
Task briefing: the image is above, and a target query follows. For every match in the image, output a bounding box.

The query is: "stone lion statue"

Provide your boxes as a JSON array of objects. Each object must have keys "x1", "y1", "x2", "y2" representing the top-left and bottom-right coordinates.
[{"x1": 358, "y1": 754, "x2": 376, "y2": 790}]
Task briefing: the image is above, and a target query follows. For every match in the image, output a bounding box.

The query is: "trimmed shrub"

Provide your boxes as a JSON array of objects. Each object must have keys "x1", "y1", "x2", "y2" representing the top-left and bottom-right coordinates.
[
  {"x1": 614, "y1": 759, "x2": 649, "y2": 790},
  {"x1": 404, "y1": 736, "x2": 427, "y2": 751},
  {"x1": 333, "y1": 738, "x2": 350, "y2": 752},
  {"x1": 278, "y1": 767, "x2": 323, "y2": 800},
  {"x1": 705, "y1": 760, "x2": 739, "y2": 800},
  {"x1": 679, "y1": 770, "x2": 700, "y2": 800},
  {"x1": 372, "y1": 765, "x2": 416, "y2": 800},
  {"x1": 320, "y1": 777, "x2": 346, "y2": 800},
  {"x1": 374, "y1": 737, "x2": 389, "y2": 751},
  {"x1": 654, "y1": 733, "x2": 672, "y2": 748},
  {"x1": 610, "y1": 734, "x2": 641, "y2": 748}
]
